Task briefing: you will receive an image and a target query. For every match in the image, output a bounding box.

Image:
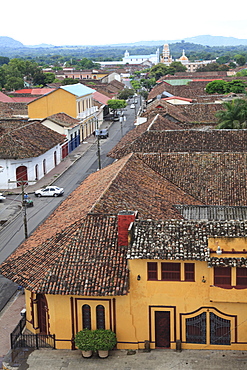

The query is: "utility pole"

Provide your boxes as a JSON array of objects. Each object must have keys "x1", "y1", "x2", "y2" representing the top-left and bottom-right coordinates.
[
  {"x1": 94, "y1": 114, "x2": 101, "y2": 170},
  {"x1": 8, "y1": 179, "x2": 36, "y2": 239}
]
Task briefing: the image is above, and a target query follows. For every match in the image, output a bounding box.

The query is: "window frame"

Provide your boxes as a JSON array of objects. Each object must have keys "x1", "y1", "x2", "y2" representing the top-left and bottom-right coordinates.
[
  {"x1": 214, "y1": 266, "x2": 231, "y2": 288},
  {"x1": 161, "y1": 262, "x2": 181, "y2": 281},
  {"x1": 184, "y1": 263, "x2": 195, "y2": 282},
  {"x1": 147, "y1": 262, "x2": 158, "y2": 281},
  {"x1": 236, "y1": 267, "x2": 247, "y2": 288}
]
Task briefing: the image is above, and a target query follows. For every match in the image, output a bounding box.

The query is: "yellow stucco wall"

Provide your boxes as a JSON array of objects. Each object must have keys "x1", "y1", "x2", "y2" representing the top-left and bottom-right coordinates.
[
  {"x1": 24, "y1": 256, "x2": 247, "y2": 351},
  {"x1": 28, "y1": 89, "x2": 77, "y2": 119}
]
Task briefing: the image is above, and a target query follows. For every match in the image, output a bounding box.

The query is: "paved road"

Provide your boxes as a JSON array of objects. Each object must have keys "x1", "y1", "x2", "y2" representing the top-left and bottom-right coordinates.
[{"x1": 0, "y1": 100, "x2": 139, "y2": 312}]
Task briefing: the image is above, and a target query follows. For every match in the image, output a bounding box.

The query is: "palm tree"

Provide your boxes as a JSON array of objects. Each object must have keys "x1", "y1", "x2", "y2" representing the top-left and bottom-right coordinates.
[{"x1": 215, "y1": 99, "x2": 247, "y2": 129}]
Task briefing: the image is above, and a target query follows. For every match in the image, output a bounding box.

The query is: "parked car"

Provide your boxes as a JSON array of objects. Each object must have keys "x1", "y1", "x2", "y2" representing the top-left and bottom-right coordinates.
[
  {"x1": 35, "y1": 186, "x2": 64, "y2": 197},
  {"x1": 130, "y1": 104, "x2": 135, "y2": 109},
  {"x1": 0, "y1": 193, "x2": 6, "y2": 201},
  {"x1": 95, "y1": 129, "x2": 109, "y2": 139}
]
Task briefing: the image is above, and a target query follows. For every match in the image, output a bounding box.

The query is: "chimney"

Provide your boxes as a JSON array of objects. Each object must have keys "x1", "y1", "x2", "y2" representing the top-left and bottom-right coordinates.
[{"x1": 117, "y1": 210, "x2": 137, "y2": 247}]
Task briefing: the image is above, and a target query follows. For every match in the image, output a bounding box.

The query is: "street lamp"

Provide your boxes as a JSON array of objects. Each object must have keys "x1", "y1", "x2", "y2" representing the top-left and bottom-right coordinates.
[{"x1": 119, "y1": 114, "x2": 126, "y2": 137}]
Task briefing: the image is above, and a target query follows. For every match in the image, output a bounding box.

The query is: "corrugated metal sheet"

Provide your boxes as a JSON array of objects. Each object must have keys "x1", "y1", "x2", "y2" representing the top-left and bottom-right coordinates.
[
  {"x1": 174, "y1": 205, "x2": 247, "y2": 221},
  {"x1": 61, "y1": 83, "x2": 95, "y2": 97}
]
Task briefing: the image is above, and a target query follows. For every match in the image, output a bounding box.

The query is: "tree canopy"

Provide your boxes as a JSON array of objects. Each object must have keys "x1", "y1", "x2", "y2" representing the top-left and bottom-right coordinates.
[
  {"x1": 215, "y1": 99, "x2": 247, "y2": 129},
  {"x1": 107, "y1": 99, "x2": 127, "y2": 113},
  {"x1": 206, "y1": 79, "x2": 246, "y2": 94}
]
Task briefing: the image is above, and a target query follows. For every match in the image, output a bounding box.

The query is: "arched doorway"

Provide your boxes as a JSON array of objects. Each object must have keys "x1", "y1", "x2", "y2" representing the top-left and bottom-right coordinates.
[
  {"x1": 16, "y1": 166, "x2": 28, "y2": 187},
  {"x1": 37, "y1": 294, "x2": 48, "y2": 334}
]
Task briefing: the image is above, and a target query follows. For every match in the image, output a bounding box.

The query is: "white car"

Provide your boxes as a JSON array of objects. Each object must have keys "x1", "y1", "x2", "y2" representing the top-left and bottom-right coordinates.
[
  {"x1": 130, "y1": 104, "x2": 135, "y2": 109},
  {"x1": 35, "y1": 186, "x2": 64, "y2": 197},
  {"x1": 0, "y1": 193, "x2": 6, "y2": 201}
]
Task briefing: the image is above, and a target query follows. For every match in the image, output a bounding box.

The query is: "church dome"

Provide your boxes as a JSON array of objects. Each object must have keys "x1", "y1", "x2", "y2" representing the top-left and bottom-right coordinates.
[{"x1": 179, "y1": 50, "x2": 188, "y2": 61}]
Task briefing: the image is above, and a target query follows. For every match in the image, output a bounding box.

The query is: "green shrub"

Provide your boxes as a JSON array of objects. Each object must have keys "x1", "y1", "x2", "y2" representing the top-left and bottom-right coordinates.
[
  {"x1": 94, "y1": 329, "x2": 117, "y2": 351},
  {"x1": 74, "y1": 329, "x2": 95, "y2": 352}
]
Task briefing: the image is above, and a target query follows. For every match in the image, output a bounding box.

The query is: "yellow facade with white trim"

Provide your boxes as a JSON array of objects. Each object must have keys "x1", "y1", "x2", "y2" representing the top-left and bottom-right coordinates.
[{"x1": 25, "y1": 237, "x2": 247, "y2": 351}]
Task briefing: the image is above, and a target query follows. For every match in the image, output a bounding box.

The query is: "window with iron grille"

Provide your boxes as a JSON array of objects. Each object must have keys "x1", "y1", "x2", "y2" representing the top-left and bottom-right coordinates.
[
  {"x1": 82, "y1": 304, "x2": 91, "y2": 330},
  {"x1": 186, "y1": 312, "x2": 206, "y2": 344},
  {"x1": 96, "y1": 305, "x2": 105, "y2": 330},
  {"x1": 236, "y1": 267, "x2": 247, "y2": 287},
  {"x1": 161, "y1": 262, "x2": 180, "y2": 281},
  {"x1": 147, "y1": 262, "x2": 158, "y2": 280},
  {"x1": 214, "y1": 267, "x2": 231, "y2": 287},
  {"x1": 210, "y1": 312, "x2": 230, "y2": 345},
  {"x1": 184, "y1": 263, "x2": 195, "y2": 281}
]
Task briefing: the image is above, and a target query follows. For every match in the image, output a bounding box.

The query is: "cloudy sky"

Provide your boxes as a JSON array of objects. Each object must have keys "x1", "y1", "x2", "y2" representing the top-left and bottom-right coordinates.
[{"x1": 2, "y1": 0, "x2": 246, "y2": 46}]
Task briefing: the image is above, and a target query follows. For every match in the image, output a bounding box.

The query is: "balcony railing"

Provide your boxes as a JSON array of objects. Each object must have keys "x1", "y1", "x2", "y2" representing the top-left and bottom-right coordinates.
[{"x1": 77, "y1": 106, "x2": 98, "y2": 120}]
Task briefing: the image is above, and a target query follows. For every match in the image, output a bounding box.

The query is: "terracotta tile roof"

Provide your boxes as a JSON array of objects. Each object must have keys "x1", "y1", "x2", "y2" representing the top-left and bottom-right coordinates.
[
  {"x1": 128, "y1": 219, "x2": 247, "y2": 267},
  {"x1": 44, "y1": 112, "x2": 80, "y2": 128},
  {"x1": 0, "y1": 102, "x2": 28, "y2": 118},
  {"x1": 108, "y1": 129, "x2": 247, "y2": 159},
  {"x1": 0, "y1": 214, "x2": 129, "y2": 296},
  {"x1": 93, "y1": 91, "x2": 110, "y2": 105},
  {"x1": 148, "y1": 81, "x2": 169, "y2": 101},
  {"x1": 140, "y1": 152, "x2": 247, "y2": 206},
  {"x1": 108, "y1": 114, "x2": 182, "y2": 158},
  {"x1": 0, "y1": 91, "x2": 14, "y2": 102},
  {"x1": 0, "y1": 120, "x2": 66, "y2": 159},
  {"x1": 91, "y1": 154, "x2": 201, "y2": 219}
]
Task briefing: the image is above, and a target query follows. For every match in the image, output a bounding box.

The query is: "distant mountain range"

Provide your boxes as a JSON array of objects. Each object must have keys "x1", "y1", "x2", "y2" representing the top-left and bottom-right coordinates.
[{"x1": 1, "y1": 35, "x2": 247, "y2": 48}]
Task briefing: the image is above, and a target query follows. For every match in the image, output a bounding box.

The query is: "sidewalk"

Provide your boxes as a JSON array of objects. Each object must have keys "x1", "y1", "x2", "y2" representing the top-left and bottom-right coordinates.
[
  {"x1": 3, "y1": 130, "x2": 99, "y2": 195},
  {"x1": 0, "y1": 291, "x2": 25, "y2": 369},
  {"x1": 0, "y1": 121, "x2": 112, "y2": 369}
]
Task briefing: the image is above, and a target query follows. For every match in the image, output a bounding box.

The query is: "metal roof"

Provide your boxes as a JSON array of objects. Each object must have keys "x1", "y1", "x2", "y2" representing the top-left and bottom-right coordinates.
[
  {"x1": 61, "y1": 83, "x2": 95, "y2": 97},
  {"x1": 175, "y1": 205, "x2": 247, "y2": 221}
]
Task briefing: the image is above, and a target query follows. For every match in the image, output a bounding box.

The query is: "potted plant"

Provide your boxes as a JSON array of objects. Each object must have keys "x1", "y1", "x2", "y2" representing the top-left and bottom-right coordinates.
[
  {"x1": 94, "y1": 329, "x2": 117, "y2": 358},
  {"x1": 74, "y1": 329, "x2": 95, "y2": 358}
]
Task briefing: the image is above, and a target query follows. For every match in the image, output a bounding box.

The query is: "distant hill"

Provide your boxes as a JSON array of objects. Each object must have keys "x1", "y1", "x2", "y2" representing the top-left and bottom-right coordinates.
[
  {"x1": 26, "y1": 43, "x2": 55, "y2": 48},
  {"x1": 111, "y1": 35, "x2": 247, "y2": 47},
  {"x1": 0, "y1": 36, "x2": 24, "y2": 48},
  {"x1": 1, "y1": 35, "x2": 247, "y2": 49}
]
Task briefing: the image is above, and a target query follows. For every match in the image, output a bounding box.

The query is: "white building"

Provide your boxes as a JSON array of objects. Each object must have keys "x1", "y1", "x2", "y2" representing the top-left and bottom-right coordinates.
[{"x1": 99, "y1": 49, "x2": 160, "y2": 67}]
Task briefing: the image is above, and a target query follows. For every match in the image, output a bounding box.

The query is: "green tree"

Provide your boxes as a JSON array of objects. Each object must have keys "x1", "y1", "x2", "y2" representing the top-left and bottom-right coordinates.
[
  {"x1": 118, "y1": 88, "x2": 135, "y2": 100},
  {"x1": 234, "y1": 54, "x2": 246, "y2": 66},
  {"x1": 206, "y1": 80, "x2": 228, "y2": 94},
  {"x1": 61, "y1": 78, "x2": 79, "y2": 85},
  {"x1": 225, "y1": 80, "x2": 246, "y2": 94},
  {"x1": 0, "y1": 56, "x2": 9, "y2": 66},
  {"x1": 107, "y1": 99, "x2": 127, "y2": 116},
  {"x1": 140, "y1": 77, "x2": 156, "y2": 91},
  {"x1": 4, "y1": 76, "x2": 24, "y2": 90},
  {"x1": 149, "y1": 63, "x2": 175, "y2": 80},
  {"x1": 169, "y1": 61, "x2": 187, "y2": 72},
  {"x1": 44, "y1": 72, "x2": 56, "y2": 84},
  {"x1": 215, "y1": 99, "x2": 247, "y2": 129},
  {"x1": 131, "y1": 80, "x2": 141, "y2": 92}
]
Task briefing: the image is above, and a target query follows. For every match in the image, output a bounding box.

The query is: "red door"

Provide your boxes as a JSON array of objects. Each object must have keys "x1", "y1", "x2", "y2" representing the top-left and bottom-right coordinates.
[
  {"x1": 155, "y1": 311, "x2": 170, "y2": 348},
  {"x1": 16, "y1": 166, "x2": 28, "y2": 187},
  {"x1": 37, "y1": 294, "x2": 47, "y2": 334}
]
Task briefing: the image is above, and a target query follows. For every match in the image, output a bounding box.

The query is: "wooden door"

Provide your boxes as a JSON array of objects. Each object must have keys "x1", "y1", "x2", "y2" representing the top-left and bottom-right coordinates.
[
  {"x1": 155, "y1": 311, "x2": 170, "y2": 348},
  {"x1": 37, "y1": 294, "x2": 47, "y2": 334},
  {"x1": 16, "y1": 166, "x2": 28, "y2": 187}
]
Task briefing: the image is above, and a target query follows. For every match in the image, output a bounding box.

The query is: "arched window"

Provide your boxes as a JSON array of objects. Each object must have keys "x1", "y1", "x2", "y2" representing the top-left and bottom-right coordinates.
[
  {"x1": 82, "y1": 304, "x2": 91, "y2": 329},
  {"x1": 43, "y1": 159, "x2": 46, "y2": 175},
  {"x1": 35, "y1": 164, "x2": 39, "y2": 180},
  {"x1": 54, "y1": 151, "x2": 57, "y2": 167},
  {"x1": 96, "y1": 305, "x2": 105, "y2": 329}
]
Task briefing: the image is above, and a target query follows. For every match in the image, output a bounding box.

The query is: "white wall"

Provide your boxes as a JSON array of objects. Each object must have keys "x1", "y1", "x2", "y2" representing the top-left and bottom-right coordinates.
[{"x1": 0, "y1": 144, "x2": 62, "y2": 190}]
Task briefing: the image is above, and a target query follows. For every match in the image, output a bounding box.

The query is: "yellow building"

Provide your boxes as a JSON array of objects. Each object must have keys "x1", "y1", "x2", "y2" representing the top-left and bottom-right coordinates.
[
  {"x1": 1, "y1": 213, "x2": 247, "y2": 351},
  {"x1": 28, "y1": 83, "x2": 96, "y2": 120},
  {"x1": 27, "y1": 83, "x2": 100, "y2": 142}
]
